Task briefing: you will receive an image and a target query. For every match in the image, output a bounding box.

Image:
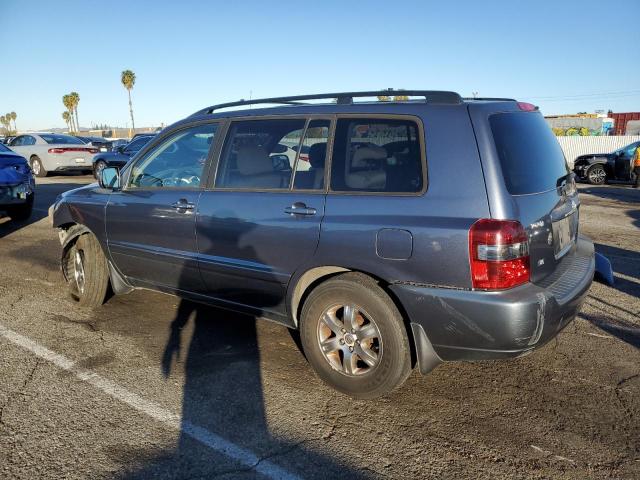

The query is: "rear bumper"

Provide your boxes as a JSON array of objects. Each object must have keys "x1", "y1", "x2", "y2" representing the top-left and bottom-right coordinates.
[{"x1": 391, "y1": 236, "x2": 594, "y2": 370}]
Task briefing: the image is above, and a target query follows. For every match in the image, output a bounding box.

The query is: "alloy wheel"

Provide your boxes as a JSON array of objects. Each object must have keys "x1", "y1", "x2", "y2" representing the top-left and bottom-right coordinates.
[{"x1": 317, "y1": 304, "x2": 382, "y2": 376}]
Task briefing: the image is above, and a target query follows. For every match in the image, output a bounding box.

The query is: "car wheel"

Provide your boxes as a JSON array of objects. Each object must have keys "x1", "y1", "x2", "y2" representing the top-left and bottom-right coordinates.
[
  {"x1": 30, "y1": 156, "x2": 48, "y2": 178},
  {"x1": 65, "y1": 233, "x2": 110, "y2": 307},
  {"x1": 587, "y1": 165, "x2": 606, "y2": 185},
  {"x1": 8, "y1": 195, "x2": 34, "y2": 221},
  {"x1": 94, "y1": 160, "x2": 107, "y2": 179},
  {"x1": 300, "y1": 272, "x2": 412, "y2": 399}
]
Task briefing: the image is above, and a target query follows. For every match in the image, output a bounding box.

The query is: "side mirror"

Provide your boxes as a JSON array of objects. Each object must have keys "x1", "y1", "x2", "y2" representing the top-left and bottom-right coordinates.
[{"x1": 99, "y1": 167, "x2": 120, "y2": 190}]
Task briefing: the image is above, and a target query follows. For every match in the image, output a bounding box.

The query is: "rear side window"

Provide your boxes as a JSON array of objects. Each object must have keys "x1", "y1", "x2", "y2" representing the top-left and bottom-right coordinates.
[
  {"x1": 490, "y1": 112, "x2": 569, "y2": 195},
  {"x1": 330, "y1": 118, "x2": 424, "y2": 193},
  {"x1": 215, "y1": 119, "x2": 306, "y2": 190}
]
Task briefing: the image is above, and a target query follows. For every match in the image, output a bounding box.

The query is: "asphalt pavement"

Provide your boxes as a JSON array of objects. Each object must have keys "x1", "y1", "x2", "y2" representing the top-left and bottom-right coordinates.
[{"x1": 0, "y1": 176, "x2": 638, "y2": 479}]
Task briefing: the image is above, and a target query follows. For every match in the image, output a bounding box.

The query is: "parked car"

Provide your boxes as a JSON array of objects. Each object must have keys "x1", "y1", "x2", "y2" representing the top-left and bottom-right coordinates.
[
  {"x1": 0, "y1": 142, "x2": 34, "y2": 220},
  {"x1": 91, "y1": 134, "x2": 155, "y2": 177},
  {"x1": 76, "y1": 136, "x2": 111, "y2": 152},
  {"x1": 9, "y1": 133, "x2": 98, "y2": 177},
  {"x1": 50, "y1": 91, "x2": 594, "y2": 399},
  {"x1": 573, "y1": 141, "x2": 640, "y2": 185},
  {"x1": 2, "y1": 136, "x2": 15, "y2": 145}
]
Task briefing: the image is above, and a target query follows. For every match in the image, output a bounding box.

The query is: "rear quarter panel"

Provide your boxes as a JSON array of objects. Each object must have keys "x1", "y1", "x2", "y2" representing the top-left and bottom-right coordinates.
[{"x1": 311, "y1": 105, "x2": 490, "y2": 290}]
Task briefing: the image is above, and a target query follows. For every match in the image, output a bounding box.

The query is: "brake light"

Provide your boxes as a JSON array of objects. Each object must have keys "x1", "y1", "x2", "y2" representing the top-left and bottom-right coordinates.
[
  {"x1": 517, "y1": 102, "x2": 538, "y2": 112},
  {"x1": 469, "y1": 219, "x2": 530, "y2": 290},
  {"x1": 48, "y1": 147, "x2": 98, "y2": 154}
]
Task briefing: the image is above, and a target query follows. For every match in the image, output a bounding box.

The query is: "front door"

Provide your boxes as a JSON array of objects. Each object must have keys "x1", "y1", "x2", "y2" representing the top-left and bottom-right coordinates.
[
  {"x1": 614, "y1": 142, "x2": 638, "y2": 181},
  {"x1": 196, "y1": 118, "x2": 331, "y2": 318},
  {"x1": 106, "y1": 123, "x2": 219, "y2": 292}
]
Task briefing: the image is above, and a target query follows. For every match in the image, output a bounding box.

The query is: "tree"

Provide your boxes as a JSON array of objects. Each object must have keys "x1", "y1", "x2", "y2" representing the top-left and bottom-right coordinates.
[
  {"x1": 377, "y1": 95, "x2": 391, "y2": 101},
  {"x1": 63, "y1": 94, "x2": 76, "y2": 133},
  {"x1": 0, "y1": 115, "x2": 6, "y2": 135},
  {"x1": 121, "y1": 70, "x2": 136, "y2": 135},
  {"x1": 70, "y1": 92, "x2": 80, "y2": 131},
  {"x1": 10, "y1": 111, "x2": 16, "y2": 133},
  {"x1": 62, "y1": 111, "x2": 71, "y2": 131}
]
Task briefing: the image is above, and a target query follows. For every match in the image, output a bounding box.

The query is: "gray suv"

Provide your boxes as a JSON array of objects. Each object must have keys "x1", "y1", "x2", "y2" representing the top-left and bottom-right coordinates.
[{"x1": 50, "y1": 90, "x2": 594, "y2": 399}]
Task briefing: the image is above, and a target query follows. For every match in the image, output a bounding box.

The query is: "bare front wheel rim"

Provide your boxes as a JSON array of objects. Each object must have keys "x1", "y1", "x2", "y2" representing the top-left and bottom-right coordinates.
[
  {"x1": 31, "y1": 160, "x2": 40, "y2": 175},
  {"x1": 317, "y1": 304, "x2": 382, "y2": 376},
  {"x1": 74, "y1": 250, "x2": 86, "y2": 294},
  {"x1": 589, "y1": 168, "x2": 605, "y2": 182}
]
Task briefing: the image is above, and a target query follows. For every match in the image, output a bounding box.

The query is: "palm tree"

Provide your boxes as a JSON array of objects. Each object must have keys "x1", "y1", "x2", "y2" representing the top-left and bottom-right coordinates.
[
  {"x1": 62, "y1": 111, "x2": 71, "y2": 132},
  {"x1": 0, "y1": 115, "x2": 6, "y2": 135},
  {"x1": 10, "y1": 111, "x2": 16, "y2": 133},
  {"x1": 121, "y1": 70, "x2": 136, "y2": 135},
  {"x1": 63, "y1": 94, "x2": 76, "y2": 133},
  {"x1": 70, "y1": 92, "x2": 80, "y2": 132}
]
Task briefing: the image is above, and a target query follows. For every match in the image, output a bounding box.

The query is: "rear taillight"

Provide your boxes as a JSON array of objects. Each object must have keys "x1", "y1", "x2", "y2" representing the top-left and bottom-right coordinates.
[
  {"x1": 48, "y1": 147, "x2": 98, "y2": 154},
  {"x1": 517, "y1": 101, "x2": 538, "y2": 112},
  {"x1": 469, "y1": 219, "x2": 530, "y2": 290}
]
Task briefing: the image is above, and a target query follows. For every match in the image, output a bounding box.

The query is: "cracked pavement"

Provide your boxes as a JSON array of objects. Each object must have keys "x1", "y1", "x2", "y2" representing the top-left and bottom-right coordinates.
[{"x1": 0, "y1": 176, "x2": 638, "y2": 479}]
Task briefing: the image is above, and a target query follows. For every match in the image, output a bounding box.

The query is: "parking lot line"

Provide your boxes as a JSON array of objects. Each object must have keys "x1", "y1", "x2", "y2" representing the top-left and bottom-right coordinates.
[{"x1": 0, "y1": 323, "x2": 300, "y2": 480}]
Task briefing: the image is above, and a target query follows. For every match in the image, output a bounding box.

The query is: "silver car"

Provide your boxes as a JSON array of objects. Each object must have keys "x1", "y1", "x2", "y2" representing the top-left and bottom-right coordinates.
[{"x1": 9, "y1": 133, "x2": 98, "y2": 177}]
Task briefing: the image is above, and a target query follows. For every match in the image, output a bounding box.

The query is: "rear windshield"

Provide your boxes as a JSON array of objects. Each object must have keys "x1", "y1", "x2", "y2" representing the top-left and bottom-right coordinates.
[
  {"x1": 40, "y1": 134, "x2": 85, "y2": 145},
  {"x1": 490, "y1": 112, "x2": 569, "y2": 195}
]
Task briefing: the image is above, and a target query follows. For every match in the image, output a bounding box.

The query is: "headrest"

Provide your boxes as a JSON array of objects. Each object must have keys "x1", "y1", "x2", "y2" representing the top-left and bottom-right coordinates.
[
  {"x1": 236, "y1": 145, "x2": 272, "y2": 175},
  {"x1": 352, "y1": 145, "x2": 387, "y2": 168},
  {"x1": 308, "y1": 143, "x2": 327, "y2": 168}
]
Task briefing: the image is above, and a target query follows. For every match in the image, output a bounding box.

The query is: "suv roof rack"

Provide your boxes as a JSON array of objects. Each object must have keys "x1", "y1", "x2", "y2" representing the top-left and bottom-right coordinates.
[
  {"x1": 193, "y1": 89, "x2": 463, "y2": 115},
  {"x1": 462, "y1": 97, "x2": 516, "y2": 102}
]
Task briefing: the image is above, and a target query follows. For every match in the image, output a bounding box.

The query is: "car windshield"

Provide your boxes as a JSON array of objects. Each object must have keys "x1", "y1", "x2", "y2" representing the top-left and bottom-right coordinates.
[
  {"x1": 126, "y1": 136, "x2": 152, "y2": 152},
  {"x1": 0, "y1": 143, "x2": 10, "y2": 152},
  {"x1": 490, "y1": 112, "x2": 569, "y2": 195},
  {"x1": 40, "y1": 134, "x2": 85, "y2": 145}
]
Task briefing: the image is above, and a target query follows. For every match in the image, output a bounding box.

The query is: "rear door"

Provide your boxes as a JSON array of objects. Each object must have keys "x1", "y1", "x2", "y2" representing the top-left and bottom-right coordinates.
[
  {"x1": 196, "y1": 117, "x2": 330, "y2": 318},
  {"x1": 106, "y1": 123, "x2": 219, "y2": 292},
  {"x1": 471, "y1": 105, "x2": 578, "y2": 283}
]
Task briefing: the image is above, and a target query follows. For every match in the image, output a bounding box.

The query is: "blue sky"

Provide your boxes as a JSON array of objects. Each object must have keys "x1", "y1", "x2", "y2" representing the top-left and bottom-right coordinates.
[{"x1": 1, "y1": 0, "x2": 639, "y2": 130}]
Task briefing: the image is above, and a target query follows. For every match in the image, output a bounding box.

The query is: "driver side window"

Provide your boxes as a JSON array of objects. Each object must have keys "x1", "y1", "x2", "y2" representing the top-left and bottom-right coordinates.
[{"x1": 128, "y1": 124, "x2": 217, "y2": 189}]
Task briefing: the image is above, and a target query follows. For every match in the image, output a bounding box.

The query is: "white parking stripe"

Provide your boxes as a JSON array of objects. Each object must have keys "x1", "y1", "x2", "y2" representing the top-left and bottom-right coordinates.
[{"x1": 0, "y1": 323, "x2": 300, "y2": 480}]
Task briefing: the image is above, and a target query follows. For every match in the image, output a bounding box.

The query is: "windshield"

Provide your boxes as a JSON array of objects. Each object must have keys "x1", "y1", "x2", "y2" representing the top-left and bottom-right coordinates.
[
  {"x1": 490, "y1": 112, "x2": 569, "y2": 195},
  {"x1": 0, "y1": 143, "x2": 10, "y2": 152},
  {"x1": 40, "y1": 134, "x2": 85, "y2": 145}
]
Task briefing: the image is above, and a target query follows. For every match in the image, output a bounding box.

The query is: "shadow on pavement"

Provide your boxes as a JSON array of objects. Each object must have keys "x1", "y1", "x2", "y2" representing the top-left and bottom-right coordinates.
[{"x1": 109, "y1": 212, "x2": 365, "y2": 479}]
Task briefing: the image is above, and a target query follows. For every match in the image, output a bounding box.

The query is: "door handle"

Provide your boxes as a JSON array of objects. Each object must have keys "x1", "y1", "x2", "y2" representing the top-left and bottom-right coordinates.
[
  {"x1": 171, "y1": 199, "x2": 195, "y2": 211},
  {"x1": 284, "y1": 202, "x2": 316, "y2": 216}
]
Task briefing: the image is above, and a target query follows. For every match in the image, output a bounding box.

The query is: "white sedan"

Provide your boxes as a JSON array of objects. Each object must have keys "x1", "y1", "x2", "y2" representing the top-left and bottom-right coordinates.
[{"x1": 8, "y1": 133, "x2": 98, "y2": 177}]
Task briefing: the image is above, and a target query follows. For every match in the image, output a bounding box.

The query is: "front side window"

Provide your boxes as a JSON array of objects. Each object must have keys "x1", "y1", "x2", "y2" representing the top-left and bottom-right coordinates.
[
  {"x1": 330, "y1": 118, "x2": 424, "y2": 193},
  {"x1": 10, "y1": 136, "x2": 24, "y2": 146},
  {"x1": 215, "y1": 119, "x2": 306, "y2": 190},
  {"x1": 128, "y1": 124, "x2": 217, "y2": 189}
]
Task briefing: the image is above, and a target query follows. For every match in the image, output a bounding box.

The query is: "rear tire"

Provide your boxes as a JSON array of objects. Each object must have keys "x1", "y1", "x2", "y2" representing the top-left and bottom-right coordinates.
[
  {"x1": 587, "y1": 164, "x2": 606, "y2": 185},
  {"x1": 30, "y1": 156, "x2": 48, "y2": 178},
  {"x1": 66, "y1": 233, "x2": 110, "y2": 307},
  {"x1": 300, "y1": 272, "x2": 412, "y2": 399},
  {"x1": 8, "y1": 195, "x2": 34, "y2": 221}
]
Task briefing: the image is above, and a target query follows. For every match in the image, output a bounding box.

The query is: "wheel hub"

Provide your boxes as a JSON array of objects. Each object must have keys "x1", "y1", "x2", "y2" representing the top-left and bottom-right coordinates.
[{"x1": 317, "y1": 304, "x2": 382, "y2": 376}]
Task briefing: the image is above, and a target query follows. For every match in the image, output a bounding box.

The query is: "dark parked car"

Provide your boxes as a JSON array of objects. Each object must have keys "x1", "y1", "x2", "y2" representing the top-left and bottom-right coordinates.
[
  {"x1": 91, "y1": 134, "x2": 155, "y2": 177},
  {"x1": 0, "y1": 142, "x2": 34, "y2": 220},
  {"x1": 76, "y1": 136, "x2": 111, "y2": 152},
  {"x1": 573, "y1": 141, "x2": 640, "y2": 185},
  {"x1": 50, "y1": 91, "x2": 594, "y2": 399}
]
